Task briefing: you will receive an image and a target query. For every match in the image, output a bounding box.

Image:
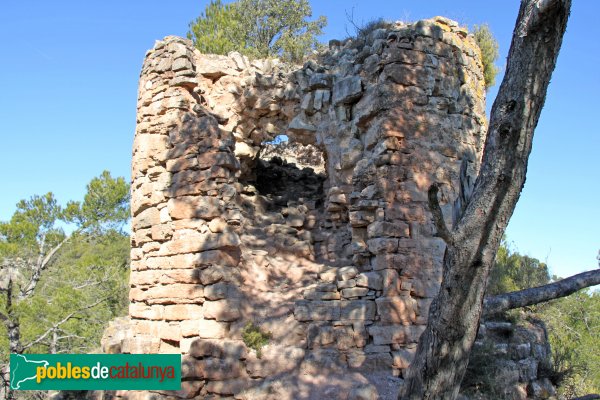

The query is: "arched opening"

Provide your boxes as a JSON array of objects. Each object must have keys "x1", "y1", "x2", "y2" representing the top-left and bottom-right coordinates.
[{"x1": 239, "y1": 134, "x2": 327, "y2": 211}]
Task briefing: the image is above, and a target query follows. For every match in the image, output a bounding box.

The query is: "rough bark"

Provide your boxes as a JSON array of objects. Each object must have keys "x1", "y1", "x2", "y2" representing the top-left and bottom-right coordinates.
[
  {"x1": 572, "y1": 395, "x2": 600, "y2": 400},
  {"x1": 399, "y1": 1, "x2": 572, "y2": 399},
  {"x1": 4, "y1": 278, "x2": 22, "y2": 355},
  {"x1": 484, "y1": 269, "x2": 600, "y2": 316}
]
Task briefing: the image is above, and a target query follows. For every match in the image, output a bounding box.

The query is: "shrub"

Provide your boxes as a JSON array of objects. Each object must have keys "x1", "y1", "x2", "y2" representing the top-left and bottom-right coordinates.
[
  {"x1": 241, "y1": 322, "x2": 271, "y2": 358},
  {"x1": 473, "y1": 24, "x2": 500, "y2": 89}
]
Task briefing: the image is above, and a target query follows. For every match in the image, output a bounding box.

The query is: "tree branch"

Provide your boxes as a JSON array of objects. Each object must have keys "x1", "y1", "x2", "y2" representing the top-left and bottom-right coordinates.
[
  {"x1": 19, "y1": 236, "x2": 70, "y2": 300},
  {"x1": 21, "y1": 297, "x2": 106, "y2": 351},
  {"x1": 427, "y1": 183, "x2": 453, "y2": 244},
  {"x1": 483, "y1": 269, "x2": 600, "y2": 315}
]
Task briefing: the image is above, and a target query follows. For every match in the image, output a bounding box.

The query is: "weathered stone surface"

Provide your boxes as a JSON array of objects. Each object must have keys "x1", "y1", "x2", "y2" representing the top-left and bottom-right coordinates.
[
  {"x1": 341, "y1": 300, "x2": 376, "y2": 320},
  {"x1": 200, "y1": 265, "x2": 240, "y2": 285},
  {"x1": 376, "y1": 296, "x2": 416, "y2": 325},
  {"x1": 355, "y1": 272, "x2": 383, "y2": 290},
  {"x1": 349, "y1": 383, "x2": 379, "y2": 400},
  {"x1": 337, "y1": 266, "x2": 359, "y2": 281},
  {"x1": 163, "y1": 304, "x2": 203, "y2": 320},
  {"x1": 367, "y1": 238, "x2": 399, "y2": 254},
  {"x1": 347, "y1": 351, "x2": 393, "y2": 370},
  {"x1": 133, "y1": 207, "x2": 160, "y2": 230},
  {"x1": 114, "y1": 23, "x2": 493, "y2": 393},
  {"x1": 392, "y1": 347, "x2": 416, "y2": 369},
  {"x1": 188, "y1": 338, "x2": 247, "y2": 359},
  {"x1": 368, "y1": 325, "x2": 425, "y2": 345},
  {"x1": 245, "y1": 346, "x2": 305, "y2": 378},
  {"x1": 195, "y1": 54, "x2": 238, "y2": 78},
  {"x1": 308, "y1": 73, "x2": 333, "y2": 89},
  {"x1": 197, "y1": 358, "x2": 243, "y2": 380},
  {"x1": 204, "y1": 282, "x2": 239, "y2": 300},
  {"x1": 294, "y1": 300, "x2": 340, "y2": 321},
  {"x1": 342, "y1": 287, "x2": 369, "y2": 298},
  {"x1": 367, "y1": 221, "x2": 410, "y2": 238},
  {"x1": 205, "y1": 377, "x2": 249, "y2": 395},
  {"x1": 203, "y1": 299, "x2": 242, "y2": 321},
  {"x1": 160, "y1": 231, "x2": 241, "y2": 255},
  {"x1": 288, "y1": 115, "x2": 317, "y2": 137},
  {"x1": 333, "y1": 76, "x2": 363, "y2": 105},
  {"x1": 198, "y1": 319, "x2": 228, "y2": 339},
  {"x1": 167, "y1": 196, "x2": 221, "y2": 220}
]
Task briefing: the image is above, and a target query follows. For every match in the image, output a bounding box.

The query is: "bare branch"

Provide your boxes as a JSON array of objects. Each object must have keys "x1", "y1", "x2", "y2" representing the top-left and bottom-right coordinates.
[
  {"x1": 19, "y1": 236, "x2": 70, "y2": 300},
  {"x1": 22, "y1": 297, "x2": 107, "y2": 351},
  {"x1": 484, "y1": 269, "x2": 600, "y2": 316},
  {"x1": 427, "y1": 183, "x2": 453, "y2": 244}
]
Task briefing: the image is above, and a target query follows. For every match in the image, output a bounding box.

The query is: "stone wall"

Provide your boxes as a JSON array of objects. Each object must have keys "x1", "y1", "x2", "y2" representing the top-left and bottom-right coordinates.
[
  {"x1": 460, "y1": 317, "x2": 558, "y2": 400},
  {"x1": 101, "y1": 16, "x2": 497, "y2": 399}
]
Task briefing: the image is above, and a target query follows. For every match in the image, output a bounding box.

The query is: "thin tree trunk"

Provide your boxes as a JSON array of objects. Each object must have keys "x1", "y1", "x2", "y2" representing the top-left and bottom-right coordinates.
[
  {"x1": 4, "y1": 278, "x2": 22, "y2": 355},
  {"x1": 484, "y1": 269, "x2": 600, "y2": 316},
  {"x1": 399, "y1": 1, "x2": 571, "y2": 399}
]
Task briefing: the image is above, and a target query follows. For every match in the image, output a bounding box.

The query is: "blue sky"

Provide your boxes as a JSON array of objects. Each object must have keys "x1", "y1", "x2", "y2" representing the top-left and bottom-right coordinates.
[{"x1": 1, "y1": 1, "x2": 598, "y2": 278}]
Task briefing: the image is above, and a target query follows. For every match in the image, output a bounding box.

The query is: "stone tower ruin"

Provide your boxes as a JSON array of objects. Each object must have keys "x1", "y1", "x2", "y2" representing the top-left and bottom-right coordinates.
[{"x1": 103, "y1": 16, "x2": 492, "y2": 399}]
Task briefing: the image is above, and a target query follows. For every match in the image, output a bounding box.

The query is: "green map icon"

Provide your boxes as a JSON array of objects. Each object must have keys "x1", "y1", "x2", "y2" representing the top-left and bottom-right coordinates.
[
  {"x1": 10, "y1": 354, "x2": 49, "y2": 390},
  {"x1": 9, "y1": 353, "x2": 181, "y2": 391}
]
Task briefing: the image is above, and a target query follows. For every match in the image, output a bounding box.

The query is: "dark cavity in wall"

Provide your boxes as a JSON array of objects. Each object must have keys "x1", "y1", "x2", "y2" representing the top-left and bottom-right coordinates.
[{"x1": 244, "y1": 136, "x2": 327, "y2": 211}]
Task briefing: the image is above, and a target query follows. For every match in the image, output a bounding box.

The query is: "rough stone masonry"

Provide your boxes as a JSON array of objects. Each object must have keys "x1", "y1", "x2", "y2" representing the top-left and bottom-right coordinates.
[{"x1": 101, "y1": 16, "x2": 497, "y2": 399}]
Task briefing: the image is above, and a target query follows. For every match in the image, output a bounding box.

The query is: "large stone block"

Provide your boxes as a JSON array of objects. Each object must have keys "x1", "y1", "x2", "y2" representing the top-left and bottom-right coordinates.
[
  {"x1": 367, "y1": 221, "x2": 410, "y2": 238},
  {"x1": 203, "y1": 299, "x2": 242, "y2": 321},
  {"x1": 131, "y1": 284, "x2": 204, "y2": 304},
  {"x1": 333, "y1": 76, "x2": 363, "y2": 105},
  {"x1": 341, "y1": 300, "x2": 376, "y2": 320},
  {"x1": 294, "y1": 300, "x2": 341, "y2": 321},
  {"x1": 133, "y1": 207, "x2": 160, "y2": 230},
  {"x1": 245, "y1": 345, "x2": 305, "y2": 378},
  {"x1": 204, "y1": 282, "x2": 240, "y2": 300},
  {"x1": 367, "y1": 325, "x2": 426, "y2": 345},
  {"x1": 167, "y1": 196, "x2": 221, "y2": 220},
  {"x1": 188, "y1": 338, "x2": 247, "y2": 359},
  {"x1": 160, "y1": 231, "x2": 241, "y2": 255},
  {"x1": 197, "y1": 151, "x2": 240, "y2": 171},
  {"x1": 376, "y1": 296, "x2": 416, "y2": 325},
  {"x1": 198, "y1": 358, "x2": 243, "y2": 380},
  {"x1": 200, "y1": 265, "x2": 241, "y2": 285},
  {"x1": 341, "y1": 287, "x2": 369, "y2": 298},
  {"x1": 198, "y1": 319, "x2": 228, "y2": 339},
  {"x1": 367, "y1": 238, "x2": 399, "y2": 254},
  {"x1": 205, "y1": 377, "x2": 250, "y2": 396},
  {"x1": 163, "y1": 304, "x2": 203, "y2": 321},
  {"x1": 347, "y1": 350, "x2": 393, "y2": 370},
  {"x1": 129, "y1": 303, "x2": 163, "y2": 320},
  {"x1": 355, "y1": 272, "x2": 383, "y2": 290}
]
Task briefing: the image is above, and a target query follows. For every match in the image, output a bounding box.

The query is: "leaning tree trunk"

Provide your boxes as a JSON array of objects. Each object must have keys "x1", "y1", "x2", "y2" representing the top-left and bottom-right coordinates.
[{"x1": 399, "y1": 1, "x2": 571, "y2": 399}]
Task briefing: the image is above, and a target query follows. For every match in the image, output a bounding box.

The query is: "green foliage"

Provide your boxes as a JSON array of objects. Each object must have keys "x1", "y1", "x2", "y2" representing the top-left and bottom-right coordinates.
[
  {"x1": 473, "y1": 24, "x2": 500, "y2": 89},
  {"x1": 344, "y1": 13, "x2": 393, "y2": 50},
  {"x1": 187, "y1": 0, "x2": 244, "y2": 56},
  {"x1": 488, "y1": 239, "x2": 599, "y2": 395},
  {"x1": 1, "y1": 233, "x2": 130, "y2": 357},
  {"x1": 241, "y1": 322, "x2": 271, "y2": 358},
  {"x1": 0, "y1": 193, "x2": 65, "y2": 258},
  {"x1": 487, "y1": 239, "x2": 550, "y2": 295},
  {"x1": 187, "y1": 0, "x2": 327, "y2": 63},
  {"x1": 535, "y1": 291, "x2": 600, "y2": 397},
  {"x1": 461, "y1": 340, "x2": 504, "y2": 398},
  {"x1": 0, "y1": 171, "x2": 130, "y2": 362},
  {"x1": 63, "y1": 170, "x2": 130, "y2": 233}
]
